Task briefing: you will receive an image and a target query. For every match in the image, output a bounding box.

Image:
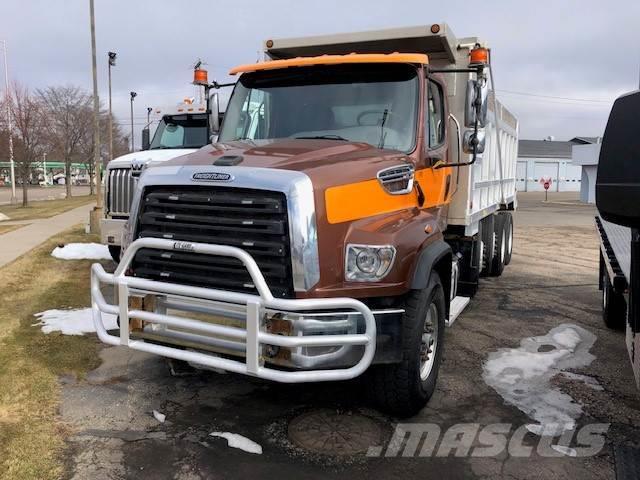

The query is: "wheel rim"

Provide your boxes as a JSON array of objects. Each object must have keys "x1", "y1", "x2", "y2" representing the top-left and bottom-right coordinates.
[
  {"x1": 506, "y1": 222, "x2": 513, "y2": 256},
  {"x1": 603, "y1": 276, "x2": 608, "y2": 308},
  {"x1": 500, "y1": 230, "x2": 506, "y2": 262},
  {"x1": 420, "y1": 302, "x2": 439, "y2": 380}
]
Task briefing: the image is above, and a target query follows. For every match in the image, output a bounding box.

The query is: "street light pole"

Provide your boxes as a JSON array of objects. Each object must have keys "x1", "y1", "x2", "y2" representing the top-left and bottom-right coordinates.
[
  {"x1": 1, "y1": 40, "x2": 16, "y2": 205},
  {"x1": 89, "y1": 0, "x2": 103, "y2": 234},
  {"x1": 130, "y1": 91, "x2": 137, "y2": 152},
  {"x1": 108, "y1": 51, "x2": 116, "y2": 161}
]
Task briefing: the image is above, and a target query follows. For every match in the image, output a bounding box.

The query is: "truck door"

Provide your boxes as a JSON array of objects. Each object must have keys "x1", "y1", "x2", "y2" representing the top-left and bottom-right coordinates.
[{"x1": 417, "y1": 78, "x2": 452, "y2": 208}]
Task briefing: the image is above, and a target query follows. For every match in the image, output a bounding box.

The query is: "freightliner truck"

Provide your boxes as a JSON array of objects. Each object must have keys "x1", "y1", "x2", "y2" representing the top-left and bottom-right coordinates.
[
  {"x1": 595, "y1": 90, "x2": 640, "y2": 388},
  {"x1": 91, "y1": 24, "x2": 518, "y2": 416}
]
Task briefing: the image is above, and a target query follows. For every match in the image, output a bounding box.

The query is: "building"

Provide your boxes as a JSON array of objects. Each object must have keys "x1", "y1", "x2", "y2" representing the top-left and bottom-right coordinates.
[
  {"x1": 516, "y1": 137, "x2": 599, "y2": 192},
  {"x1": 571, "y1": 138, "x2": 602, "y2": 204}
]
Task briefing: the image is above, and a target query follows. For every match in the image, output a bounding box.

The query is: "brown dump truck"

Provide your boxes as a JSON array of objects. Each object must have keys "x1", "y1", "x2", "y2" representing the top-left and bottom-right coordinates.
[{"x1": 91, "y1": 24, "x2": 519, "y2": 416}]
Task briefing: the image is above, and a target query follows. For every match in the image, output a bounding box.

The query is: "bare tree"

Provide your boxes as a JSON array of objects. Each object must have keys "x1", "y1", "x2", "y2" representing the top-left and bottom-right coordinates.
[
  {"x1": 9, "y1": 83, "x2": 45, "y2": 206},
  {"x1": 77, "y1": 107, "x2": 129, "y2": 195},
  {"x1": 38, "y1": 86, "x2": 92, "y2": 198}
]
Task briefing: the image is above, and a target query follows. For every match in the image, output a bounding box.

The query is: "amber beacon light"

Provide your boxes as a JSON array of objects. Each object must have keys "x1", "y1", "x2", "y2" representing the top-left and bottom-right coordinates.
[
  {"x1": 469, "y1": 46, "x2": 489, "y2": 67},
  {"x1": 193, "y1": 68, "x2": 208, "y2": 86}
]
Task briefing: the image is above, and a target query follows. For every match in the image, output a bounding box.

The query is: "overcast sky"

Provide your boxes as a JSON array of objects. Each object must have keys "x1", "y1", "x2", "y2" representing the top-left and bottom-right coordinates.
[{"x1": 2, "y1": 0, "x2": 639, "y2": 148}]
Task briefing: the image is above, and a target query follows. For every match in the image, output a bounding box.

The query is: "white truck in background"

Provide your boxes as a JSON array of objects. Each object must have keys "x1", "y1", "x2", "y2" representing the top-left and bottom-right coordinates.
[{"x1": 102, "y1": 98, "x2": 218, "y2": 261}]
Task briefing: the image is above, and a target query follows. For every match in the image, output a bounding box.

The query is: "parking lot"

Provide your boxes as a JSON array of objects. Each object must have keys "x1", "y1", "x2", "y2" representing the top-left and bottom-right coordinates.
[
  {"x1": 58, "y1": 193, "x2": 640, "y2": 479},
  {"x1": 0, "y1": 186, "x2": 91, "y2": 206}
]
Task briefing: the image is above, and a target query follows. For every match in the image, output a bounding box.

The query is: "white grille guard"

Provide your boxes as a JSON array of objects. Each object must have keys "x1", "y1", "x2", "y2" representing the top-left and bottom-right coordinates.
[{"x1": 91, "y1": 238, "x2": 377, "y2": 383}]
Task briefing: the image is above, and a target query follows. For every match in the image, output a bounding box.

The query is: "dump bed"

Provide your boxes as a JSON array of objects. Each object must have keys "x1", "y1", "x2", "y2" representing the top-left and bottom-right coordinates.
[{"x1": 265, "y1": 24, "x2": 518, "y2": 234}]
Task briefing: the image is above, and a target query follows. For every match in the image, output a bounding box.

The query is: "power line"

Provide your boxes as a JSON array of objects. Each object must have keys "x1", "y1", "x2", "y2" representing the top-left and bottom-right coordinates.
[{"x1": 496, "y1": 89, "x2": 613, "y2": 104}]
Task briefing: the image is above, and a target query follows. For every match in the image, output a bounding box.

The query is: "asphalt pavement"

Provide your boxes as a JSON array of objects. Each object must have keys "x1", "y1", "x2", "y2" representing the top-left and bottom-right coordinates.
[{"x1": 54, "y1": 193, "x2": 640, "y2": 479}]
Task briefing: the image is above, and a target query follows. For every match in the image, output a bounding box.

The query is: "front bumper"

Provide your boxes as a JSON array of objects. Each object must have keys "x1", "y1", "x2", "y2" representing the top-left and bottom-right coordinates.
[
  {"x1": 100, "y1": 217, "x2": 127, "y2": 246},
  {"x1": 91, "y1": 238, "x2": 379, "y2": 383}
]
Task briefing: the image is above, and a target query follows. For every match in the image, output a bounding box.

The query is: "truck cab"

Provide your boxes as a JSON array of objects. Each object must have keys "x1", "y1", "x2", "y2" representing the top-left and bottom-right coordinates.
[
  {"x1": 92, "y1": 24, "x2": 518, "y2": 416},
  {"x1": 595, "y1": 90, "x2": 640, "y2": 388},
  {"x1": 101, "y1": 102, "x2": 210, "y2": 261}
]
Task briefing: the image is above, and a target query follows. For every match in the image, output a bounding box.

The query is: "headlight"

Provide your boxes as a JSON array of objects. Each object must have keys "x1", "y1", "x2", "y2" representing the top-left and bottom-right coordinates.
[{"x1": 345, "y1": 244, "x2": 396, "y2": 282}]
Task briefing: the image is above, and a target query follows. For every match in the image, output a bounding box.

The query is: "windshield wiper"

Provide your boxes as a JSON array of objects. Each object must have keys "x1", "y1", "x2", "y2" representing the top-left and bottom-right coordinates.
[
  {"x1": 294, "y1": 135, "x2": 349, "y2": 141},
  {"x1": 378, "y1": 109, "x2": 389, "y2": 149}
]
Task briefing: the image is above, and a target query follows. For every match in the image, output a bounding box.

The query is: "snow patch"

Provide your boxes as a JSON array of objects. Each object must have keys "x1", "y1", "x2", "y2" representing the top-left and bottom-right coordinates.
[
  {"x1": 33, "y1": 308, "x2": 117, "y2": 335},
  {"x1": 551, "y1": 444, "x2": 578, "y2": 457},
  {"x1": 560, "y1": 371, "x2": 604, "y2": 391},
  {"x1": 153, "y1": 410, "x2": 166, "y2": 423},
  {"x1": 51, "y1": 243, "x2": 111, "y2": 260},
  {"x1": 483, "y1": 324, "x2": 596, "y2": 436},
  {"x1": 0, "y1": 213, "x2": 9, "y2": 221},
  {"x1": 209, "y1": 432, "x2": 263, "y2": 454}
]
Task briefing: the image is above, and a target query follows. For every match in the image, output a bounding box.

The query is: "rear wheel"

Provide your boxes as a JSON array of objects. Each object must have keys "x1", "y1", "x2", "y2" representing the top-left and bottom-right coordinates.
[
  {"x1": 480, "y1": 215, "x2": 495, "y2": 277},
  {"x1": 502, "y1": 213, "x2": 514, "y2": 266},
  {"x1": 490, "y1": 214, "x2": 507, "y2": 276},
  {"x1": 368, "y1": 273, "x2": 445, "y2": 417},
  {"x1": 602, "y1": 267, "x2": 626, "y2": 330},
  {"x1": 108, "y1": 245, "x2": 121, "y2": 263}
]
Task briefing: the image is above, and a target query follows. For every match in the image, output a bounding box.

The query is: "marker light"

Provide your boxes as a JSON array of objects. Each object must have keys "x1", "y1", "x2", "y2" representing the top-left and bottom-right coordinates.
[
  {"x1": 430, "y1": 24, "x2": 440, "y2": 34},
  {"x1": 193, "y1": 68, "x2": 208, "y2": 86},
  {"x1": 469, "y1": 46, "x2": 489, "y2": 67},
  {"x1": 266, "y1": 39, "x2": 274, "y2": 48}
]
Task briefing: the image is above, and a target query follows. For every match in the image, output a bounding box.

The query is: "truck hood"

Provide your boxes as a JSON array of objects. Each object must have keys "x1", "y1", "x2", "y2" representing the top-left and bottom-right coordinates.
[
  {"x1": 107, "y1": 148, "x2": 197, "y2": 169},
  {"x1": 160, "y1": 139, "x2": 411, "y2": 189}
]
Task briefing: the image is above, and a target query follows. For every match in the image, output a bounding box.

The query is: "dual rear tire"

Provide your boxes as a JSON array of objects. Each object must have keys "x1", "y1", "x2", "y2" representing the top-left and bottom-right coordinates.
[{"x1": 480, "y1": 212, "x2": 513, "y2": 277}]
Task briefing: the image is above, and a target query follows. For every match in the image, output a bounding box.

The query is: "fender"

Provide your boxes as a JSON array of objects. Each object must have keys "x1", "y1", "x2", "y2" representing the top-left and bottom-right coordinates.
[{"x1": 410, "y1": 240, "x2": 452, "y2": 290}]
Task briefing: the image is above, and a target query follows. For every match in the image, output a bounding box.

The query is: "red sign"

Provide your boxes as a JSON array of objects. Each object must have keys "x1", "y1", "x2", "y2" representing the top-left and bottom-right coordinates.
[{"x1": 539, "y1": 177, "x2": 553, "y2": 191}]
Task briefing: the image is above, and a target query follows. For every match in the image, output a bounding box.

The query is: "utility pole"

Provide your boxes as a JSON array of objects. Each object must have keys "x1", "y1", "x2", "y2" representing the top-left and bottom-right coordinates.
[
  {"x1": 129, "y1": 91, "x2": 137, "y2": 151},
  {"x1": 43, "y1": 152, "x2": 47, "y2": 186},
  {"x1": 89, "y1": 0, "x2": 103, "y2": 234},
  {"x1": 108, "y1": 51, "x2": 116, "y2": 161},
  {"x1": 1, "y1": 40, "x2": 16, "y2": 205}
]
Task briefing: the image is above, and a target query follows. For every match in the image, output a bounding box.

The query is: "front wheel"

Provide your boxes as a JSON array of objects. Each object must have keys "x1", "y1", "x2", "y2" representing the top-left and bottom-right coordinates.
[{"x1": 368, "y1": 273, "x2": 446, "y2": 417}]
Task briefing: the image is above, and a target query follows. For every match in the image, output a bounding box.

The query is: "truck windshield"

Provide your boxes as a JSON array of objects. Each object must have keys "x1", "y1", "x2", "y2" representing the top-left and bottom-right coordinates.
[
  {"x1": 149, "y1": 113, "x2": 208, "y2": 149},
  {"x1": 219, "y1": 63, "x2": 419, "y2": 153}
]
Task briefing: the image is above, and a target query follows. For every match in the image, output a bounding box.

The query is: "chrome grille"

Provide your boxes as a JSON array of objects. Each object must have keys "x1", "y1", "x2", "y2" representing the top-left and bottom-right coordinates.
[
  {"x1": 107, "y1": 168, "x2": 136, "y2": 216},
  {"x1": 132, "y1": 186, "x2": 294, "y2": 298}
]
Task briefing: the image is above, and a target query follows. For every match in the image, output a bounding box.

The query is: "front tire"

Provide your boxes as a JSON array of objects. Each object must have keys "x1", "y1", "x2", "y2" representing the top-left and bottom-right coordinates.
[{"x1": 368, "y1": 273, "x2": 446, "y2": 417}]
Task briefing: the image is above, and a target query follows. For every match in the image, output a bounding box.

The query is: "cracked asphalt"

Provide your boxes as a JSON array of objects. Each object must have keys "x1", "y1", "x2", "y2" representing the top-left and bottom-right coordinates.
[{"x1": 62, "y1": 193, "x2": 640, "y2": 479}]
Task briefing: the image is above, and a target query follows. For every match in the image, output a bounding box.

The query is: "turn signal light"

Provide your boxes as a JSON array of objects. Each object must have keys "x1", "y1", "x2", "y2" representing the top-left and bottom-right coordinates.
[
  {"x1": 193, "y1": 68, "x2": 208, "y2": 85},
  {"x1": 469, "y1": 46, "x2": 489, "y2": 66}
]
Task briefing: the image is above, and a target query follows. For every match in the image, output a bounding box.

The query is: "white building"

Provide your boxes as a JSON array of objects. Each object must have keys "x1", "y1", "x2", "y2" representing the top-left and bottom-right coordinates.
[
  {"x1": 571, "y1": 138, "x2": 602, "y2": 204},
  {"x1": 516, "y1": 138, "x2": 597, "y2": 192}
]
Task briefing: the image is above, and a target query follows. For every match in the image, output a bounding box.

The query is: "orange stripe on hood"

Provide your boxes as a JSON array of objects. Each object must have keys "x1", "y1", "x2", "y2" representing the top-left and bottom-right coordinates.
[{"x1": 324, "y1": 167, "x2": 452, "y2": 224}]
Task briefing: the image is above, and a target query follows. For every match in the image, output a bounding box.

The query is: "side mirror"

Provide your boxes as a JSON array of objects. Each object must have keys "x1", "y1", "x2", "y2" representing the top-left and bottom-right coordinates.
[
  {"x1": 209, "y1": 92, "x2": 220, "y2": 134},
  {"x1": 141, "y1": 128, "x2": 150, "y2": 150},
  {"x1": 596, "y1": 90, "x2": 640, "y2": 228},
  {"x1": 462, "y1": 130, "x2": 486, "y2": 154},
  {"x1": 464, "y1": 79, "x2": 488, "y2": 128}
]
